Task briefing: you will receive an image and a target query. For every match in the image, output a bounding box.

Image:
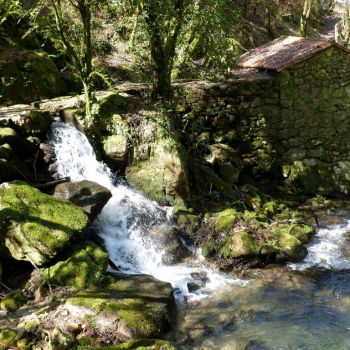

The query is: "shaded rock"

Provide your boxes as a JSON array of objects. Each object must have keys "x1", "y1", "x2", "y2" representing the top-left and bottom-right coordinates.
[
  {"x1": 53, "y1": 180, "x2": 112, "y2": 221},
  {"x1": 67, "y1": 274, "x2": 175, "y2": 340},
  {"x1": 173, "y1": 207, "x2": 200, "y2": 236},
  {"x1": 0, "y1": 181, "x2": 89, "y2": 266},
  {"x1": 43, "y1": 241, "x2": 109, "y2": 289},
  {"x1": 0, "y1": 47, "x2": 62, "y2": 105},
  {"x1": 103, "y1": 134, "x2": 129, "y2": 171},
  {"x1": 0, "y1": 128, "x2": 18, "y2": 145}
]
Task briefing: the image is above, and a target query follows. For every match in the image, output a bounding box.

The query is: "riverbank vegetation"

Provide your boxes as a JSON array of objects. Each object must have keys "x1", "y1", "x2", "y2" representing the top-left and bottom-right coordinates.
[{"x1": 0, "y1": 0, "x2": 349, "y2": 349}]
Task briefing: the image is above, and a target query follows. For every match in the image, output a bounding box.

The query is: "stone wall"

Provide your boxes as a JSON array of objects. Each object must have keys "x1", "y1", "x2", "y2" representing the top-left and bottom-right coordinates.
[{"x1": 174, "y1": 45, "x2": 350, "y2": 195}]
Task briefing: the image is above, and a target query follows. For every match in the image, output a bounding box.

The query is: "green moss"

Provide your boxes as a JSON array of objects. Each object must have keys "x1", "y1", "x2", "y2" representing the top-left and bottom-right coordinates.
[
  {"x1": 273, "y1": 229, "x2": 306, "y2": 261},
  {"x1": 0, "y1": 329, "x2": 16, "y2": 349},
  {"x1": 96, "y1": 93, "x2": 128, "y2": 117},
  {"x1": 68, "y1": 292, "x2": 167, "y2": 338},
  {"x1": 0, "y1": 289, "x2": 25, "y2": 312},
  {"x1": 0, "y1": 128, "x2": 17, "y2": 145},
  {"x1": 43, "y1": 242, "x2": 109, "y2": 289},
  {"x1": 215, "y1": 209, "x2": 237, "y2": 232},
  {"x1": 288, "y1": 224, "x2": 315, "y2": 243},
  {"x1": 262, "y1": 201, "x2": 278, "y2": 217},
  {"x1": 219, "y1": 231, "x2": 259, "y2": 258},
  {"x1": 173, "y1": 207, "x2": 199, "y2": 235},
  {"x1": 126, "y1": 162, "x2": 170, "y2": 206},
  {"x1": 0, "y1": 181, "x2": 89, "y2": 265},
  {"x1": 68, "y1": 275, "x2": 173, "y2": 339},
  {"x1": 24, "y1": 319, "x2": 39, "y2": 331}
]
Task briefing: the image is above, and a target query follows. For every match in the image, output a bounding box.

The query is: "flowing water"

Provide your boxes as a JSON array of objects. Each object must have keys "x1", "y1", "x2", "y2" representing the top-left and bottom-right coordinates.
[
  {"x1": 49, "y1": 122, "x2": 350, "y2": 350},
  {"x1": 48, "y1": 122, "x2": 244, "y2": 301}
]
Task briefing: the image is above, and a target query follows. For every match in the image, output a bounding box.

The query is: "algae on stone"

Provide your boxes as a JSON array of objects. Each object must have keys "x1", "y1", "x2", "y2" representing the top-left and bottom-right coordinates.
[
  {"x1": 67, "y1": 274, "x2": 174, "y2": 339},
  {"x1": 0, "y1": 289, "x2": 25, "y2": 312},
  {"x1": 43, "y1": 242, "x2": 109, "y2": 289},
  {"x1": 0, "y1": 181, "x2": 89, "y2": 266}
]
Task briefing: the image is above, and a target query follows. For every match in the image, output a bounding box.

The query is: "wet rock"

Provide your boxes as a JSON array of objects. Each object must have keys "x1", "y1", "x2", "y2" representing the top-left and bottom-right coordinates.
[
  {"x1": 53, "y1": 180, "x2": 112, "y2": 221},
  {"x1": 187, "y1": 273, "x2": 209, "y2": 293},
  {"x1": 0, "y1": 181, "x2": 89, "y2": 266},
  {"x1": 173, "y1": 207, "x2": 200, "y2": 236},
  {"x1": 149, "y1": 225, "x2": 190, "y2": 264}
]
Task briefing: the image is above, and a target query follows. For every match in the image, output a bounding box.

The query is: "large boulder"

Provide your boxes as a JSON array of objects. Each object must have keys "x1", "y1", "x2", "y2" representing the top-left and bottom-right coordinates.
[
  {"x1": 43, "y1": 241, "x2": 109, "y2": 289},
  {"x1": 148, "y1": 225, "x2": 191, "y2": 265},
  {"x1": 66, "y1": 274, "x2": 175, "y2": 340},
  {"x1": 0, "y1": 46, "x2": 61, "y2": 105},
  {"x1": 53, "y1": 180, "x2": 112, "y2": 222},
  {"x1": 0, "y1": 128, "x2": 18, "y2": 145},
  {"x1": 126, "y1": 138, "x2": 189, "y2": 206},
  {"x1": 0, "y1": 181, "x2": 89, "y2": 266}
]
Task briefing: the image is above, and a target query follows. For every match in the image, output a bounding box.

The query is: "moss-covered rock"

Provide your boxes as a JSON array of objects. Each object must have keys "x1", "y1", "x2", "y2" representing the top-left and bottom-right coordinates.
[
  {"x1": 67, "y1": 274, "x2": 175, "y2": 339},
  {"x1": 102, "y1": 134, "x2": 129, "y2": 170},
  {"x1": 0, "y1": 329, "x2": 16, "y2": 349},
  {"x1": 79, "y1": 339, "x2": 176, "y2": 350},
  {"x1": 43, "y1": 242, "x2": 109, "y2": 289},
  {"x1": 215, "y1": 209, "x2": 238, "y2": 232},
  {"x1": 0, "y1": 46, "x2": 62, "y2": 105},
  {"x1": 0, "y1": 181, "x2": 89, "y2": 266},
  {"x1": 173, "y1": 207, "x2": 200, "y2": 236},
  {"x1": 288, "y1": 224, "x2": 315, "y2": 243},
  {"x1": 219, "y1": 231, "x2": 259, "y2": 258},
  {"x1": 0, "y1": 128, "x2": 18, "y2": 145},
  {"x1": 0, "y1": 289, "x2": 26, "y2": 312},
  {"x1": 275, "y1": 229, "x2": 308, "y2": 262},
  {"x1": 126, "y1": 138, "x2": 189, "y2": 206}
]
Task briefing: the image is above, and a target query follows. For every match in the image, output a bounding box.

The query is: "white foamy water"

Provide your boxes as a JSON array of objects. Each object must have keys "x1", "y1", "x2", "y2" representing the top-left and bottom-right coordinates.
[
  {"x1": 290, "y1": 220, "x2": 350, "y2": 270},
  {"x1": 48, "y1": 122, "x2": 245, "y2": 300}
]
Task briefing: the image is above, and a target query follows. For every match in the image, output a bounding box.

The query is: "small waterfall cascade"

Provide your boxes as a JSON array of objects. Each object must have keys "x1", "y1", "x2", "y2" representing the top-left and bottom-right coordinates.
[
  {"x1": 290, "y1": 220, "x2": 350, "y2": 270},
  {"x1": 48, "y1": 122, "x2": 244, "y2": 300}
]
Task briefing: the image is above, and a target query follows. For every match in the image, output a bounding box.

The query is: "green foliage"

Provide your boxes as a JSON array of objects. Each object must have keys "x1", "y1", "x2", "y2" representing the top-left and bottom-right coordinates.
[{"x1": 94, "y1": 39, "x2": 112, "y2": 55}]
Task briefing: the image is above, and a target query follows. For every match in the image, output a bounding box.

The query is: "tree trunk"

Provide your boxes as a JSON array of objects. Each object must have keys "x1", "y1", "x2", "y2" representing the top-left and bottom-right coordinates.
[
  {"x1": 300, "y1": 0, "x2": 313, "y2": 37},
  {"x1": 152, "y1": 62, "x2": 172, "y2": 100},
  {"x1": 82, "y1": 79, "x2": 93, "y2": 127}
]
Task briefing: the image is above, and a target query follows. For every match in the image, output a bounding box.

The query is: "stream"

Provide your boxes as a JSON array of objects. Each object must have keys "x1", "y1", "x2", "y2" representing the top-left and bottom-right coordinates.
[{"x1": 49, "y1": 123, "x2": 350, "y2": 350}]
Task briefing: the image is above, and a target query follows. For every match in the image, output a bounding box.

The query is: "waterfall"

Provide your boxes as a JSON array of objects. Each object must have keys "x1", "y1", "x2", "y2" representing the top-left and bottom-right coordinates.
[
  {"x1": 48, "y1": 122, "x2": 245, "y2": 300},
  {"x1": 290, "y1": 220, "x2": 350, "y2": 270}
]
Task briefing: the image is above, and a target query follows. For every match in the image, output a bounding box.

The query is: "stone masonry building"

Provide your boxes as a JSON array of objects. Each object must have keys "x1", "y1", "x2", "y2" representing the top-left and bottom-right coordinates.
[{"x1": 174, "y1": 36, "x2": 350, "y2": 195}]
